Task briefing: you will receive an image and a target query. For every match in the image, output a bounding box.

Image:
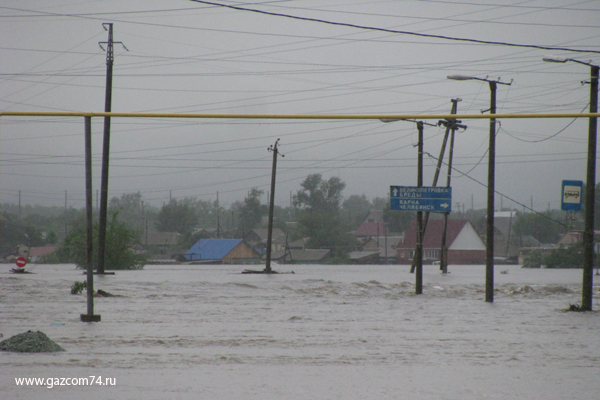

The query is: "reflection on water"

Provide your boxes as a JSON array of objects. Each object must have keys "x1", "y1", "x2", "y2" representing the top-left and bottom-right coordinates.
[{"x1": 1, "y1": 264, "x2": 599, "y2": 399}]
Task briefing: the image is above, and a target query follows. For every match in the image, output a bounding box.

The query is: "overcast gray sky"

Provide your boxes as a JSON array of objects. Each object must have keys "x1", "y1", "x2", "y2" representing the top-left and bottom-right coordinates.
[{"x1": 1, "y1": 0, "x2": 599, "y2": 212}]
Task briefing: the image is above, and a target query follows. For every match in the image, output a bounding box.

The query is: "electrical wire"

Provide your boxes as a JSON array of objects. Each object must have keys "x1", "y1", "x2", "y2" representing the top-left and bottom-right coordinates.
[
  {"x1": 188, "y1": 0, "x2": 600, "y2": 54},
  {"x1": 423, "y1": 151, "x2": 568, "y2": 228}
]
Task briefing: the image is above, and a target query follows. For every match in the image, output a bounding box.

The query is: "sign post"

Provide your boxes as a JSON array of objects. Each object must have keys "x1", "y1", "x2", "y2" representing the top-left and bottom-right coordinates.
[
  {"x1": 561, "y1": 180, "x2": 583, "y2": 212},
  {"x1": 390, "y1": 185, "x2": 453, "y2": 294},
  {"x1": 15, "y1": 256, "x2": 27, "y2": 269}
]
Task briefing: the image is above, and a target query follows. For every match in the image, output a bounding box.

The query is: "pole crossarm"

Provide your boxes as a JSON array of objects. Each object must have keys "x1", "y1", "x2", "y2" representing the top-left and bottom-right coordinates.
[{"x1": 1, "y1": 111, "x2": 600, "y2": 120}]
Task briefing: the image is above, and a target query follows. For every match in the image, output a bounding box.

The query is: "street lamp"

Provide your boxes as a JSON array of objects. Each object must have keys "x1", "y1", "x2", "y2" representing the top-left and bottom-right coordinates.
[
  {"x1": 543, "y1": 56, "x2": 599, "y2": 311},
  {"x1": 447, "y1": 74, "x2": 512, "y2": 303}
]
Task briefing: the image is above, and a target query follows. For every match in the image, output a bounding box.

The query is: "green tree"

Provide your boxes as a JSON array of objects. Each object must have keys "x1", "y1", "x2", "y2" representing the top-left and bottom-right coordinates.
[
  {"x1": 293, "y1": 174, "x2": 345, "y2": 213},
  {"x1": 371, "y1": 196, "x2": 388, "y2": 211},
  {"x1": 523, "y1": 242, "x2": 589, "y2": 269},
  {"x1": 239, "y1": 188, "x2": 267, "y2": 233},
  {"x1": 513, "y1": 211, "x2": 566, "y2": 244},
  {"x1": 0, "y1": 212, "x2": 55, "y2": 257},
  {"x1": 593, "y1": 182, "x2": 600, "y2": 228},
  {"x1": 62, "y1": 212, "x2": 145, "y2": 270},
  {"x1": 341, "y1": 194, "x2": 372, "y2": 229},
  {"x1": 383, "y1": 205, "x2": 414, "y2": 233},
  {"x1": 196, "y1": 199, "x2": 222, "y2": 228},
  {"x1": 298, "y1": 211, "x2": 357, "y2": 259},
  {"x1": 109, "y1": 192, "x2": 144, "y2": 227},
  {"x1": 156, "y1": 198, "x2": 199, "y2": 235},
  {"x1": 293, "y1": 174, "x2": 356, "y2": 260}
]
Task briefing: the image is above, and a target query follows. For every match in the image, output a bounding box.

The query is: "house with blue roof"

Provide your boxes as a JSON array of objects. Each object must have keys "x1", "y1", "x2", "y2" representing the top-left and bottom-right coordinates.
[{"x1": 184, "y1": 239, "x2": 261, "y2": 264}]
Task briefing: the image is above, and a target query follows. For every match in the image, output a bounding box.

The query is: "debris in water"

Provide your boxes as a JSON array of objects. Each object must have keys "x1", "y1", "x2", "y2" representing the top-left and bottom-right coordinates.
[
  {"x1": 70, "y1": 280, "x2": 87, "y2": 294},
  {"x1": 0, "y1": 330, "x2": 65, "y2": 353}
]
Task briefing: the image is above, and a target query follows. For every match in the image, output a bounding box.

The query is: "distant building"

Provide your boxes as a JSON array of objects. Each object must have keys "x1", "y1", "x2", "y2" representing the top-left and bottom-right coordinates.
[
  {"x1": 143, "y1": 231, "x2": 183, "y2": 264},
  {"x1": 244, "y1": 228, "x2": 286, "y2": 256},
  {"x1": 17, "y1": 245, "x2": 56, "y2": 262},
  {"x1": 350, "y1": 210, "x2": 402, "y2": 264},
  {"x1": 493, "y1": 211, "x2": 520, "y2": 259},
  {"x1": 144, "y1": 231, "x2": 181, "y2": 248},
  {"x1": 351, "y1": 235, "x2": 404, "y2": 264},
  {"x1": 269, "y1": 236, "x2": 331, "y2": 264},
  {"x1": 272, "y1": 248, "x2": 331, "y2": 264},
  {"x1": 184, "y1": 239, "x2": 261, "y2": 264},
  {"x1": 557, "y1": 230, "x2": 600, "y2": 246},
  {"x1": 349, "y1": 251, "x2": 380, "y2": 264},
  {"x1": 353, "y1": 210, "x2": 388, "y2": 238},
  {"x1": 396, "y1": 218, "x2": 485, "y2": 265}
]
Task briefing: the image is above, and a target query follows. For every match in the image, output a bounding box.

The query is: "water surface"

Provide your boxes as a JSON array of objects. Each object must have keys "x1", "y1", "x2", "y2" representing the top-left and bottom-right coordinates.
[{"x1": 1, "y1": 264, "x2": 598, "y2": 399}]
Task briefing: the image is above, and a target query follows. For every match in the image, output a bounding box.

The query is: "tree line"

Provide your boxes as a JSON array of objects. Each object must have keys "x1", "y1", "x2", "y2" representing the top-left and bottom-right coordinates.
[{"x1": 2, "y1": 179, "x2": 599, "y2": 268}]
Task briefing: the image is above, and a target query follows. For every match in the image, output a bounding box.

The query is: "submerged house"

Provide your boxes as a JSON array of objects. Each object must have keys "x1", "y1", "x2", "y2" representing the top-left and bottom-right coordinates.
[
  {"x1": 396, "y1": 218, "x2": 486, "y2": 265},
  {"x1": 244, "y1": 228, "x2": 287, "y2": 257},
  {"x1": 184, "y1": 239, "x2": 261, "y2": 264},
  {"x1": 353, "y1": 210, "x2": 388, "y2": 239},
  {"x1": 271, "y1": 248, "x2": 331, "y2": 264},
  {"x1": 351, "y1": 235, "x2": 404, "y2": 264}
]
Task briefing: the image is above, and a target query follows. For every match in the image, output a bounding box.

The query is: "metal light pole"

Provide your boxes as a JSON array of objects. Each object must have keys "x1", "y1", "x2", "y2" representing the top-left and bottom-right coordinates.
[
  {"x1": 447, "y1": 74, "x2": 512, "y2": 303},
  {"x1": 543, "y1": 56, "x2": 598, "y2": 311}
]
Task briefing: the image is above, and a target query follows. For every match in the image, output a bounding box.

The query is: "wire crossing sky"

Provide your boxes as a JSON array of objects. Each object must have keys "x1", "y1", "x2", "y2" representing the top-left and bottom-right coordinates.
[
  {"x1": 1, "y1": 0, "x2": 599, "y2": 211},
  {"x1": 189, "y1": 0, "x2": 600, "y2": 54}
]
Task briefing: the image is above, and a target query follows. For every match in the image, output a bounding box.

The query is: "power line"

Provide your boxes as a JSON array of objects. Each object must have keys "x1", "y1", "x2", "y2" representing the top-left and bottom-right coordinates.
[
  {"x1": 423, "y1": 151, "x2": 568, "y2": 228},
  {"x1": 188, "y1": 0, "x2": 600, "y2": 54}
]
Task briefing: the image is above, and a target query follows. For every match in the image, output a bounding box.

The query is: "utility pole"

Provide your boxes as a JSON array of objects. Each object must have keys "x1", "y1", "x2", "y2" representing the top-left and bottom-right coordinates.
[
  {"x1": 582, "y1": 64, "x2": 599, "y2": 310},
  {"x1": 448, "y1": 74, "x2": 511, "y2": 303},
  {"x1": 415, "y1": 122, "x2": 424, "y2": 294},
  {"x1": 216, "y1": 191, "x2": 220, "y2": 238},
  {"x1": 81, "y1": 116, "x2": 100, "y2": 322},
  {"x1": 485, "y1": 80, "x2": 499, "y2": 303},
  {"x1": 381, "y1": 116, "x2": 435, "y2": 281},
  {"x1": 439, "y1": 98, "x2": 465, "y2": 274},
  {"x1": 265, "y1": 139, "x2": 283, "y2": 273},
  {"x1": 97, "y1": 23, "x2": 127, "y2": 274},
  {"x1": 409, "y1": 100, "x2": 464, "y2": 273},
  {"x1": 64, "y1": 190, "x2": 68, "y2": 237}
]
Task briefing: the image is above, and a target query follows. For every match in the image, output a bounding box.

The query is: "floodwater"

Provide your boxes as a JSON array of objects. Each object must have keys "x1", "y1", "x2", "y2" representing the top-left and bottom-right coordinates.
[{"x1": 1, "y1": 263, "x2": 599, "y2": 399}]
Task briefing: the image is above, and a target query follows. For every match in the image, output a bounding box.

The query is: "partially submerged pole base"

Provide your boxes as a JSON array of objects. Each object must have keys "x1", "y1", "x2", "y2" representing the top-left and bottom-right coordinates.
[
  {"x1": 80, "y1": 314, "x2": 101, "y2": 322},
  {"x1": 242, "y1": 269, "x2": 278, "y2": 274}
]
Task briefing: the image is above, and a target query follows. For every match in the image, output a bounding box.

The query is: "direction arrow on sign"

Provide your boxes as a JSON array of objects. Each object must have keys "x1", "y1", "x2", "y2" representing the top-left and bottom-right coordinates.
[{"x1": 390, "y1": 186, "x2": 452, "y2": 212}]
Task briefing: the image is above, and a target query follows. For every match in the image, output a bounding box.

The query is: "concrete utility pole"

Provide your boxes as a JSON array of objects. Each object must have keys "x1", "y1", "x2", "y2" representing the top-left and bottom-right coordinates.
[
  {"x1": 581, "y1": 64, "x2": 598, "y2": 310},
  {"x1": 265, "y1": 139, "x2": 283, "y2": 273},
  {"x1": 409, "y1": 101, "x2": 464, "y2": 274},
  {"x1": 447, "y1": 74, "x2": 512, "y2": 303},
  {"x1": 485, "y1": 80, "x2": 498, "y2": 303},
  {"x1": 97, "y1": 23, "x2": 127, "y2": 274},
  {"x1": 81, "y1": 117, "x2": 100, "y2": 322},
  {"x1": 439, "y1": 98, "x2": 466, "y2": 274},
  {"x1": 415, "y1": 122, "x2": 424, "y2": 294}
]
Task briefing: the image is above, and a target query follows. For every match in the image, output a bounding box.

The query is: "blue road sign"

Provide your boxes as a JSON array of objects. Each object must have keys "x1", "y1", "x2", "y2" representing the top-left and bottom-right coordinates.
[
  {"x1": 390, "y1": 186, "x2": 452, "y2": 212},
  {"x1": 561, "y1": 180, "x2": 583, "y2": 212}
]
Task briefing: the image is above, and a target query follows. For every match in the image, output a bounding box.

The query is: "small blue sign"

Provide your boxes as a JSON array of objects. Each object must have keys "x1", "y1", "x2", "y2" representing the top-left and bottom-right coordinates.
[
  {"x1": 390, "y1": 186, "x2": 452, "y2": 212},
  {"x1": 561, "y1": 180, "x2": 583, "y2": 211}
]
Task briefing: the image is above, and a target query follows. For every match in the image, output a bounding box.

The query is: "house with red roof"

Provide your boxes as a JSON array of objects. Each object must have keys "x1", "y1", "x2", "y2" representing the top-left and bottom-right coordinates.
[
  {"x1": 353, "y1": 210, "x2": 388, "y2": 238},
  {"x1": 396, "y1": 218, "x2": 485, "y2": 265}
]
